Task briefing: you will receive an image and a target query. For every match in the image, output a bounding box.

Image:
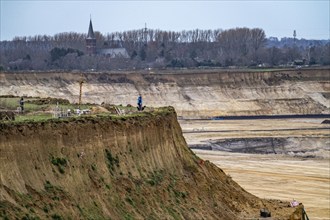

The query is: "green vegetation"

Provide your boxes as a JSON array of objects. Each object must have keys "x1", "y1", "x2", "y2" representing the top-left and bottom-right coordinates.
[
  {"x1": 51, "y1": 157, "x2": 67, "y2": 166},
  {"x1": 15, "y1": 114, "x2": 53, "y2": 122},
  {"x1": 0, "y1": 96, "x2": 71, "y2": 112},
  {"x1": 21, "y1": 214, "x2": 41, "y2": 220},
  {"x1": 51, "y1": 214, "x2": 63, "y2": 220},
  {"x1": 146, "y1": 170, "x2": 164, "y2": 186},
  {"x1": 104, "y1": 149, "x2": 119, "y2": 173},
  {"x1": 166, "y1": 207, "x2": 180, "y2": 220},
  {"x1": 50, "y1": 156, "x2": 67, "y2": 174},
  {"x1": 124, "y1": 213, "x2": 134, "y2": 220},
  {"x1": 173, "y1": 190, "x2": 187, "y2": 200},
  {"x1": 125, "y1": 196, "x2": 135, "y2": 207},
  {"x1": 0, "y1": 97, "x2": 21, "y2": 109},
  {"x1": 0, "y1": 96, "x2": 173, "y2": 124},
  {"x1": 91, "y1": 163, "x2": 97, "y2": 171},
  {"x1": 43, "y1": 205, "x2": 49, "y2": 213},
  {"x1": 44, "y1": 181, "x2": 54, "y2": 191},
  {"x1": 0, "y1": 96, "x2": 94, "y2": 122}
]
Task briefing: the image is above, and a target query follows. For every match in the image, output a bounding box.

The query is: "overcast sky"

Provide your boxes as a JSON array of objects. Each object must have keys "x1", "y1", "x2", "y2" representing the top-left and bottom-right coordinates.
[{"x1": 0, "y1": 0, "x2": 329, "y2": 41}]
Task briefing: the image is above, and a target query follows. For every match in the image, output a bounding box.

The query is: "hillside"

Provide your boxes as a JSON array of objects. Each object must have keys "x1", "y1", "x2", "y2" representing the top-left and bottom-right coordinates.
[
  {"x1": 0, "y1": 108, "x2": 296, "y2": 219},
  {"x1": 0, "y1": 68, "x2": 329, "y2": 117}
]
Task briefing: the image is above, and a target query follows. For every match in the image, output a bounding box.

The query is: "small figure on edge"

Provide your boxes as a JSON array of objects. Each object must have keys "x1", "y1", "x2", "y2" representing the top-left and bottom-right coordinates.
[
  {"x1": 137, "y1": 94, "x2": 145, "y2": 111},
  {"x1": 19, "y1": 97, "x2": 25, "y2": 112}
]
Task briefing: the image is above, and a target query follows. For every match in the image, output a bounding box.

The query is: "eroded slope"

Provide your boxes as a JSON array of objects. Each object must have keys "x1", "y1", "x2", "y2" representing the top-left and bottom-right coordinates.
[
  {"x1": 1, "y1": 68, "x2": 329, "y2": 117},
  {"x1": 0, "y1": 108, "x2": 294, "y2": 219}
]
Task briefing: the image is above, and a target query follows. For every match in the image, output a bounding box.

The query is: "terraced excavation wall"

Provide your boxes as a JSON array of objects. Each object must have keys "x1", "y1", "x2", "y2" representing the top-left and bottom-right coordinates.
[{"x1": 1, "y1": 68, "x2": 329, "y2": 117}]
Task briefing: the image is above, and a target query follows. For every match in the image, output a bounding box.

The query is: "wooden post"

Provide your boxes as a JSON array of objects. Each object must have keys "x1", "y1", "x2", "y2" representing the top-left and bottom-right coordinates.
[{"x1": 78, "y1": 80, "x2": 84, "y2": 106}]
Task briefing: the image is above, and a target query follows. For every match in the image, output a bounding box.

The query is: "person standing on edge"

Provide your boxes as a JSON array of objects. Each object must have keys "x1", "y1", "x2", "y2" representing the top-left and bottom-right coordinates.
[
  {"x1": 19, "y1": 97, "x2": 25, "y2": 113},
  {"x1": 137, "y1": 94, "x2": 143, "y2": 111}
]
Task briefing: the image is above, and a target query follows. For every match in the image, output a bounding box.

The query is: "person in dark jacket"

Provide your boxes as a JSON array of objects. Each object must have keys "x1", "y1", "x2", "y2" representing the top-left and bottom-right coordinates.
[
  {"x1": 137, "y1": 94, "x2": 145, "y2": 111},
  {"x1": 19, "y1": 97, "x2": 25, "y2": 112}
]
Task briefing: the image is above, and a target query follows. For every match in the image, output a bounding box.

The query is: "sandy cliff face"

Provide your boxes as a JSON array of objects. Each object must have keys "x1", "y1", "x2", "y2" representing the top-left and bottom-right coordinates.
[
  {"x1": 1, "y1": 68, "x2": 329, "y2": 117},
  {"x1": 0, "y1": 108, "x2": 294, "y2": 219}
]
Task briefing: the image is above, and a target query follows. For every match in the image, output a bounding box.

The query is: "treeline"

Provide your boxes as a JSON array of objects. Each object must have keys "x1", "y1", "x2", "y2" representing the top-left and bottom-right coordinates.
[{"x1": 0, "y1": 27, "x2": 329, "y2": 71}]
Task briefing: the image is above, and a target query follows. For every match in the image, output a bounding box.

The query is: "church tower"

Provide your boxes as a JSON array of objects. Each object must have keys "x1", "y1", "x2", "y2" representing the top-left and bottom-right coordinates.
[{"x1": 86, "y1": 18, "x2": 96, "y2": 55}]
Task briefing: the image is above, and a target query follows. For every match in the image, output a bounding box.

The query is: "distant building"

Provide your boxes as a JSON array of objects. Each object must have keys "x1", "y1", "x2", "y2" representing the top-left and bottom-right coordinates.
[
  {"x1": 86, "y1": 19, "x2": 96, "y2": 55},
  {"x1": 99, "y1": 48, "x2": 129, "y2": 58},
  {"x1": 85, "y1": 19, "x2": 129, "y2": 58}
]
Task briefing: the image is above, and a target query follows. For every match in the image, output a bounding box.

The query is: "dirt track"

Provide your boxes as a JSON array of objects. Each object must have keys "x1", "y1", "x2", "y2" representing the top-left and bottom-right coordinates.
[{"x1": 180, "y1": 118, "x2": 330, "y2": 219}]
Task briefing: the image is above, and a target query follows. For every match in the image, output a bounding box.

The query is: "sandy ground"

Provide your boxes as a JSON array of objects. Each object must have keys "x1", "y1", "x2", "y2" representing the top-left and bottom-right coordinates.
[{"x1": 179, "y1": 118, "x2": 330, "y2": 219}]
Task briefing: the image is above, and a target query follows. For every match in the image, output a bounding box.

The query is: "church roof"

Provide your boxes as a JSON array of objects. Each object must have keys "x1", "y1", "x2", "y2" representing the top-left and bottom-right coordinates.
[
  {"x1": 87, "y1": 19, "x2": 95, "y2": 39},
  {"x1": 99, "y1": 48, "x2": 129, "y2": 58}
]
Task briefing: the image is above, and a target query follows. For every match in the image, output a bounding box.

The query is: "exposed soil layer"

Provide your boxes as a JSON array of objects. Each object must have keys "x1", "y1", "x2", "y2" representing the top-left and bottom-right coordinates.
[
  {"x1": 1, "y1": 68, "x2": 329, "y2": 117},
  {"x1": 0, "y1": 108, "x2": 297, "y2": 219}
]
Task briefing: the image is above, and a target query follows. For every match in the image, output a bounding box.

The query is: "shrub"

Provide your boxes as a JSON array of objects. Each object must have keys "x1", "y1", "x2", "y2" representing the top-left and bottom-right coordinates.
[
  {"x1": 50, "y1": 156, "x2": 67, "y2": 174},
  {"x1": 51, "y1": 157, "x2": 67, "y2": 166},
  {"x1": 51, "y1": 214, "x2": 63, "y2": 220},
  {"x1": 104, "y1": 149, "x2": 119, "y2": 173},
  {"x1": 147, "y1": 170, "x2": 164, "y2": 186},
  {"x1": 44, "y1": 181, "x2": 54, "y2": 191}
]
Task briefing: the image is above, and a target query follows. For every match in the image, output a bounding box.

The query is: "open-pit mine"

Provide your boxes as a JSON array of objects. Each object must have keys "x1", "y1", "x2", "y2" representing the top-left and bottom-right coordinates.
[{"x1": 0, "y1": 67, "x2": 329, "y2": 219}]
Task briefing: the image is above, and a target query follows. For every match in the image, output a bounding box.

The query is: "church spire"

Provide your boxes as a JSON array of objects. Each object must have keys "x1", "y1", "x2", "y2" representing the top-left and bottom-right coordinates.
[
  {"x1": 87, "y1": 18, "x2": 95, "y2": 39},
  {"x1": 86, "y1": 17, "x2": 96, "y2": 55}
]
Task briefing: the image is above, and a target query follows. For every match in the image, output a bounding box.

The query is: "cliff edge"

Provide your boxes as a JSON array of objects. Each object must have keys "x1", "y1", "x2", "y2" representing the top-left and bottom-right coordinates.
[{"x1": 0, "y1": 107, "x2": 295, "y2": 219}]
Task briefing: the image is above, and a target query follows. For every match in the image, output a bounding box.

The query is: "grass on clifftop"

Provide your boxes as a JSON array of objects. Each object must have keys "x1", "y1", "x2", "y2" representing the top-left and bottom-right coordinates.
[{"x1": 0, "y1": 96, "x2": 174, "y2": 124}]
